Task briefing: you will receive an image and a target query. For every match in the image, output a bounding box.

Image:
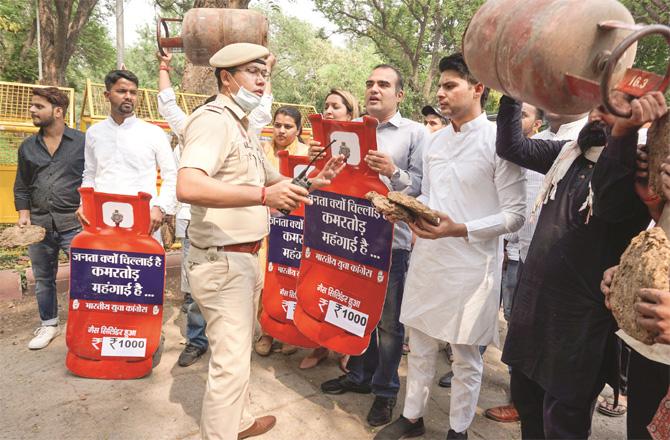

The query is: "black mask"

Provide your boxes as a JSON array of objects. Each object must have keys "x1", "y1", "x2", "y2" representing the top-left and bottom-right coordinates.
[{"x1": 577, "y1": 120, "x2": 609, "y2": 153}]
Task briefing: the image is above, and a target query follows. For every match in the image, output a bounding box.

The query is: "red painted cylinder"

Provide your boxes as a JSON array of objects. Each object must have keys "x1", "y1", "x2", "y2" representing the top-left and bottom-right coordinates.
[
  {"x1": 463, "y1": 0, "x2": 637, "y2": 114},
  {"x1": 65, "y1": 189, "x2": 165, "y2": 379},
  {"x1": 158, "y1": 8, "x2": 268, "y2": 66}
]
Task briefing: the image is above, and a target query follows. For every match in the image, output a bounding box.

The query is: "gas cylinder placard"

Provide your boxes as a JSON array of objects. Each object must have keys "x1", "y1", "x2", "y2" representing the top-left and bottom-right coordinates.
[
  {"x1": 300, "y1": 191, "x2": 393, "y2": 340},
  {"x1": 293, "y1": 115, "x2": 394, "y2": 355},
  {"x1": 265, "y1": 214, "x2": 303, "y2": 325},
  {"x1": 259, "y1": 151, "x2": 319, "y2": 348},
  {"x1": 69, "y1": 248, "x2": 164, "y2": 359},
  {"x1": 65, "y1": 189, "x2": 166, "y2": 380},
  {"x1": 70, "y1": 249, "x2": 164, "y2": 305}
]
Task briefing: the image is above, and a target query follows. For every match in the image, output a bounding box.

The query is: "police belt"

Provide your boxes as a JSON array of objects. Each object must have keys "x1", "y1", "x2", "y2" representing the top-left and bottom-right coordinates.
[{"x1": 192, "y1": 240, "x2": 262, "y2": 254}]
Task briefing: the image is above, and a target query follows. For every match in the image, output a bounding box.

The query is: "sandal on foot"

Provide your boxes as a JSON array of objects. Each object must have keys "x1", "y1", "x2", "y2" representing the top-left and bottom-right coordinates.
[
  {"x1": 597, "y1": 397, "x2": 627, "y2": 417},
  {"x1": 254, "y1": 335, "x2": 273, "y2": 356},
  {"x1": 338, "y1": 354, "x2": 350, "y2": 373},
  {"x1": 299, "y1": 347, "x2": 329, "y2": 369},
  {"x1": 281, "y1": 343, "x2": 298, "y2": 355}
]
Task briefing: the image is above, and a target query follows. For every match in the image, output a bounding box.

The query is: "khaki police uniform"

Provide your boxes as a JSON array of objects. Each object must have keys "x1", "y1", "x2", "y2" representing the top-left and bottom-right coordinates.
[{"x1": 180, "y1": 87, "x2": 280, "y2": 438}]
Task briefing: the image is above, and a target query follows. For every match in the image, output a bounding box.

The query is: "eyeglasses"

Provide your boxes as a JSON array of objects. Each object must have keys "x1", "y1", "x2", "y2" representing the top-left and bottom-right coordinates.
[{"x1": 236, "y1": 66, "x2": 271, "y2": 80}]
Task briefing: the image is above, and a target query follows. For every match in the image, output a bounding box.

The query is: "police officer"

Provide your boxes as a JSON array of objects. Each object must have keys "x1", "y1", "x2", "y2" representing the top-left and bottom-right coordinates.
[{"x1": 177, "y1": 43, "x2": 344, "y2": 440}]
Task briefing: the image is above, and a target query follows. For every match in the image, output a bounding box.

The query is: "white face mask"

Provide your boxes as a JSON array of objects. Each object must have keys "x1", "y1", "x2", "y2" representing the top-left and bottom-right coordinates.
[{"x1": 228, "y1": 74, "x2": 262, "y2": 113}]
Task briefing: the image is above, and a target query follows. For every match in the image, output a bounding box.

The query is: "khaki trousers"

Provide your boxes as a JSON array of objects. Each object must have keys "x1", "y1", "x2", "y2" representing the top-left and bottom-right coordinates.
[{"x1": 188, "y1": 246, "x2": 261, "y2": 440}]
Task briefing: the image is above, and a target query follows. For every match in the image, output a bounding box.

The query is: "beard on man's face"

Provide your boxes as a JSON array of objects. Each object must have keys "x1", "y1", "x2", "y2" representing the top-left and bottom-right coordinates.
[
  {"x1": 32, "y1": 112, "x2": 55, "y2": 128},
  {"x1": 116, "y1": 101, "x2": 135, "y2": 115},
  {"x1": 577, "y1": 120, "x2": 609, "y2": 152}
]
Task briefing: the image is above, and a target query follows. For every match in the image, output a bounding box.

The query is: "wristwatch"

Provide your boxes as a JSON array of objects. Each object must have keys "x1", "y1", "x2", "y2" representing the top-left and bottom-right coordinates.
[{"x1": 390, "y1": 167, "x2": 401, "y2": 181}]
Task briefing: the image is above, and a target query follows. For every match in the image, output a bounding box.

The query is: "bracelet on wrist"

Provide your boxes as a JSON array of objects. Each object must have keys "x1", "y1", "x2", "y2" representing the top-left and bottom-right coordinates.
[{"x1": 159, "y1": 65, "x2": 171, "y2": 71}]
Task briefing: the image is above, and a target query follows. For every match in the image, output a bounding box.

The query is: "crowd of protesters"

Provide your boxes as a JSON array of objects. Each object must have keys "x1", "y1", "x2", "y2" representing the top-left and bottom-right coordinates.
[{"x1": 13, "y1": 40, "x2": 670, "y2": 440}]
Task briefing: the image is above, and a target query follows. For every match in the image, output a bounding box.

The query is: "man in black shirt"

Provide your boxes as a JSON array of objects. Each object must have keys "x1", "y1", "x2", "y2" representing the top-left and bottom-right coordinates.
[
  {"x1": 496, "y1": 91, "x2": 667, "y2": 438},
  {"x1": 14, "y1": 87, "x2": 85, "y2": 350}
]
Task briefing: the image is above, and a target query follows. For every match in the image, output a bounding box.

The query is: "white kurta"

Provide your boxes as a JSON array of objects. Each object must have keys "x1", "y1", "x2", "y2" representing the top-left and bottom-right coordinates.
[
  {"x1": 82, "y1": 116, "x2": 178, "y2": 214},
  {"x1": 400, "y1": 113, "x2": 526, "y2": 346}
]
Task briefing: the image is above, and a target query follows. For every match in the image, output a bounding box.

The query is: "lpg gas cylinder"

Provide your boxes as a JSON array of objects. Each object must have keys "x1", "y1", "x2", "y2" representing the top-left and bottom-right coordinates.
[
  {"x1": 66, "y1": 188, "x2": 165, "y2": 379},
  {"x1": 463, "y1": 0, "x2": 637, "y2": 115},
  {"x1": 157, "y1": 8, "x2": 268, "y2": 65},
  {"x1": 259, "y1": 151, "x2": 320, "y2": 349}
]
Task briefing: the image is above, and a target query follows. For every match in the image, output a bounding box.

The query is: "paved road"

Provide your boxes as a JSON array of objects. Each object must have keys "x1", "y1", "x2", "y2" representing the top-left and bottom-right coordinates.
[{"x1": 0, "y1": 289, "x2": 625, "y2": 440}]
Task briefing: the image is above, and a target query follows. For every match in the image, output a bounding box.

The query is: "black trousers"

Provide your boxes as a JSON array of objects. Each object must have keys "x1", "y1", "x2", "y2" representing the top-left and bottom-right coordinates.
[
  {"x1": 627, "y1": 349, "x2": 670, "y2": 440},
  {"x1": 511, "y1": 370, "x2": 603, "y2": 439}
]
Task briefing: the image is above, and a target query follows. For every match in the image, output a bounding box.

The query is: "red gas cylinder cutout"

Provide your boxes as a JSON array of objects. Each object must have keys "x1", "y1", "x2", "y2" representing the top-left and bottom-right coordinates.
[
  {"x1": 259, "y1": 152, "x2": 320, "y2": 348},
  {"x1": 292, "y1": 115, "x2": 394, "y2": 355},
  {"x1": 66, "y1": 188, "x2": 165, "y2": 379}
]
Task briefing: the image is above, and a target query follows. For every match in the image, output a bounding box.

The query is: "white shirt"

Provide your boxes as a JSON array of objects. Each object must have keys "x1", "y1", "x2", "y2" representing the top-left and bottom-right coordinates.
[
  {"x1": 82, "y1": 115, "x2": 177, "y2": 214},
  {"x1": 516, "y1": 117, "x2": 588, "y2": 261},
  {"x1": 360, "y1": 112, "x2": 426, "y2": 250},
  {"x1": 400, "y1": 113, "x2": 526, "y2": 345},
  {"x1": 156, "y1": 87, "x2": 273, "y2": 138},
  {"x1": 156, "y1": 87, "x2": 273, "y2": 221}
]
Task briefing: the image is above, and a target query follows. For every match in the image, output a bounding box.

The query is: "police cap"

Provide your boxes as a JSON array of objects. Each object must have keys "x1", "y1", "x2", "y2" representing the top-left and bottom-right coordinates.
[{"x1": 209, "y1": 43, "x2": 270, "y2": 68}]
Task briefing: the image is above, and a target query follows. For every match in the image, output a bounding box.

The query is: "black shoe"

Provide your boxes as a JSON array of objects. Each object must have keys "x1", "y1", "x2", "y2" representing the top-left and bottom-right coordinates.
[
  {"x1": 321, "y1": 375, "x2": 371, "y2": 395},
  {"x1": 438, "y1": 371, "x2": 453, "y2": 388},
  {"x1": 446, "y1": 429, "x2": 467, "y2": 439},
  {"x1": 367, "y1": 396, "x2": 397, "y2": 427},
  {"x1": 178, "y1": 344, "x2": 206, "y2": 367},
  {"x1": 374, "y1": 416, "x2": 425, "y2": 439}
]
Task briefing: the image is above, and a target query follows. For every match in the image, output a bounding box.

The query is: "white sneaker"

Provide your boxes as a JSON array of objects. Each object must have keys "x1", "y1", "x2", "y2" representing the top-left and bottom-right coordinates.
[{"x1": 28, "y1": 325, "x2": 61, "y2": 350}]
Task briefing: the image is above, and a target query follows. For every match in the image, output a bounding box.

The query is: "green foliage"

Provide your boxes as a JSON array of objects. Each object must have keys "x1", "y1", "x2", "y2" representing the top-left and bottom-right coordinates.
[
  {"x1": 0, "y1": 2, "x2": 38, "y2": 83},
  {"x1": 65, "y1": 6, "x2": 116, "y2": 92},
  {"x1": 621, "y1": 0, "x2": 669, "y2": 76},
  {"x1": 485, "y1": 89, "x2": 502, "y2": 116},
  {"x1": 312, "y1": 0, "x2": 485, "y2": 116},
  {"x1": 261, "y1": 6, "x2": 382, "y2": 112},
  {"x1": 0, "y1": 1, "x2": 116, "y2": 91},
  {"x1": 124, "y1": 24, "x2": 185, "y2": 90}
]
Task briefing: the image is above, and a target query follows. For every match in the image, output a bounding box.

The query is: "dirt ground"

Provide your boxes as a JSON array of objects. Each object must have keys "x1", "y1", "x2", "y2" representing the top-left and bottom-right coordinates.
[{"x1": 0, "y1": 288, "x2": 625, "y2": 440}]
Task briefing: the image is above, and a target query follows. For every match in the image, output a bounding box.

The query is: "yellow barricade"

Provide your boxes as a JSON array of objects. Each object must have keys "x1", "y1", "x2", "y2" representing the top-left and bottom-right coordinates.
[
  {"x1": 0, "y1": 81, "x2": 76, "y2": 223},
  {"x1": 1, "y1": 78, "x2": 318, "y2": 224}
]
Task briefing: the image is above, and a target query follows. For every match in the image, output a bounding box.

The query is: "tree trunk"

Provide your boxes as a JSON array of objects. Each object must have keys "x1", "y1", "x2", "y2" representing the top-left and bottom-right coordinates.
[
  {"x1": 37, "y1": 0, "x2": 97, "y2": 85},
  {"x1": 180, "y1": 0, "x2": 251, "y2": 94}
]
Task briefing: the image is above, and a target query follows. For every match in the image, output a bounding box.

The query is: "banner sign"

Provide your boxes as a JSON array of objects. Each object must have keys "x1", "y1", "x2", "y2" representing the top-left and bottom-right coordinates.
[
  {"x1": 66, "y1": 189, "x2": 165, "y2": 379},
  {"x1": 293, "y1": 115, "x2": 394, "y2": 355},
  {"x1": 70, "y1": 249, "x2": 164, "y2": 305},
  {"x1": 259, "y1": 153, "x2": 319, "y2": 348}
]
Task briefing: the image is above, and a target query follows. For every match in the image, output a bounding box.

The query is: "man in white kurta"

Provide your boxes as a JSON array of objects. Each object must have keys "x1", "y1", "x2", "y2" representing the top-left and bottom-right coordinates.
[
  {"x1": 376, "y1": 53, "x2": 526, "y2": 440},
  {"x1": 79, "y1": 70, "x2": 177, "y2": 233}
]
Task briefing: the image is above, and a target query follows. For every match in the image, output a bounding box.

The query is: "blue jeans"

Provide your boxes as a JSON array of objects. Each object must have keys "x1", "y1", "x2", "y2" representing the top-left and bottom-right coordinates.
[
  {"x1": 28, "y1": 226, "x2": 80, "y2": 326},
  {"x1": 501, "y1": 259, "x2": 520, "y2": 322},
  {"x1": 182, "y1": 238, "x2": 208, "y2": 349},
  {"x1": 186, "y1": 301, "x2": 208, "y2": 349},
  {"x1": 347, "y1": 249, "x2": 410, "y2": 398}
]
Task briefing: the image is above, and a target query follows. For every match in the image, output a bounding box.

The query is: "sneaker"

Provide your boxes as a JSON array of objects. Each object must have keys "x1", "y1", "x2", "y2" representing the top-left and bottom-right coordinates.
[
  {"x1": 374, "y1": 416, "x2": 425, "y2": 439},
  {"x1": 367, "y1": 396, "x2": 397, "y2": 426},
  {"x1": 178, "y1": 344, "x2": 207, "y2": 367},
  {"x1": 438, "y1": 371, "x2": 453, "y2": 388},
  {"x1": 446, "y1": 429, "x2": 467, "y2": 439},
  {"x1": 28, "y1": 325, "x2": 60, "y2": 350},
  {"x1": 321, "y1": 375, "x2": 372, "y2": 395}
]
